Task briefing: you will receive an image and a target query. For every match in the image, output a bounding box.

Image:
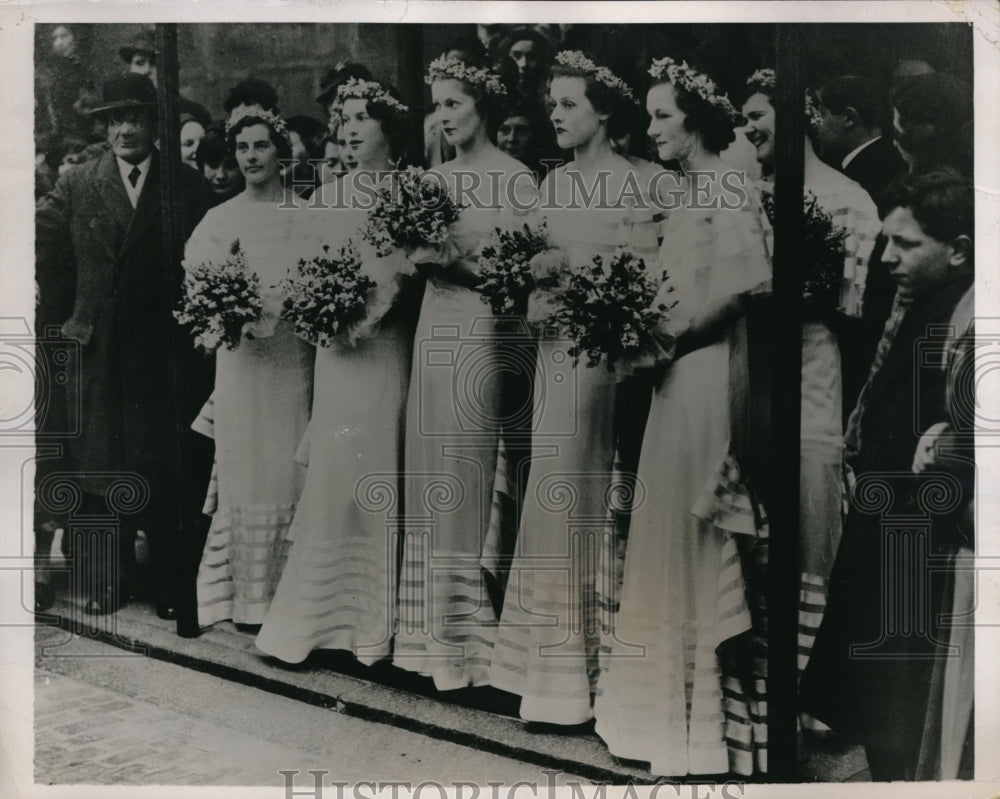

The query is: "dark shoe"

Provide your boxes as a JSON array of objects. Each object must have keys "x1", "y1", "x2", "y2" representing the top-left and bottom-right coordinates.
[
  {"x1": 176, "y1": 613, "x2": 202, "y2": 638},
  {"x1": 155, "y1": 590, "x2": 178, "y2": 621},
  {"x1": 34, "y1": 580, "x2": 55, "y2": 613}
]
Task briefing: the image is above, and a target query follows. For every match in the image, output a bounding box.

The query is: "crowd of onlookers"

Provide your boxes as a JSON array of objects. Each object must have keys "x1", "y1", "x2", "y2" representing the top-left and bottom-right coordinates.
[{"x1": 35, "y1": 24, "x2": 973, "y2": 210}]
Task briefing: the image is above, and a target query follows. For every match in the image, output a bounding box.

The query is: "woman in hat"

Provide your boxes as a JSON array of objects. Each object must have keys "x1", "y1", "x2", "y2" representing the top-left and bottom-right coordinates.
[{"x1": 118, "y1": 29, "x2": 158, "y2": 85}]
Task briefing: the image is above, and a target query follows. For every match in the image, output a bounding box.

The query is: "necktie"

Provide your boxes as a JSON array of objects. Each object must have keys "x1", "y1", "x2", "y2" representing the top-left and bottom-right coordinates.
[{"x1": 128, "y1": 166, "x2": 141, "y2": 188}]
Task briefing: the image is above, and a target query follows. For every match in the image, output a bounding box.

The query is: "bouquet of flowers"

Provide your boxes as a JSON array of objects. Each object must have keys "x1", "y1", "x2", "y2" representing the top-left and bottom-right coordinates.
[
  {"x1": 281, "y1": 241, "x2": 377, "y2": 348},
  {"x1": 548, "y1": 247, "x2": 673, "y2": 371},
  {"x1": 759, "y1": 189, "x2": 848, "y2": 308},
  {"x1": 174, "y1": 239, "x2": 263, "y2": 353},
  {"x1": 478, "y1": 221, "x2": 551, "y2": 315},
  {"x1": 362, "y1": 166, "x2": 465, "y2": 259}
]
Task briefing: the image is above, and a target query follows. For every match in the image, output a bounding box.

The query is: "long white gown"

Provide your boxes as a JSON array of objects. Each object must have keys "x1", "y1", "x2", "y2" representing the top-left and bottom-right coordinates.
[
  {"x1": 488, "y1": 161, "x2": 660, "y2": 725},
  {"x1": 190, "y1": 197, "x2": 317, "y2": 627},
  {"x1": 794, "y1": 163, "x2": 878, "y2": 676},
  {"x1": 593, "y1": 181, "x2": 771, "y2": 776},
  {"x1": 255, "y1": 190, "x2": 414, "y2": 664},
  {"x1": 393, "y1": 156, "x2": 537, "y2": 690}
]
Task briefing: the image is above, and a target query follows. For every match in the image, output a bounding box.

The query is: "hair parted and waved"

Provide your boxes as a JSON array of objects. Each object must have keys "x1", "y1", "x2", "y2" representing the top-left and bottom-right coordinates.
[
  {"x1": 648, "y1": 57, "x2": 743, "y2": 154},
  {"x1": 334, "y1": 77, "x2": 410, "y2": 161},
  {"x1": 550, "y1": 50, "x2": 638, "y2": 141},
  {"x1": 879, "y1": 168, "x2": 974, "y2": 251},
  {"x1": 426, "y1": 52, "x2": 513, "y2": 139},
  {"x1": 226, "y1": 107, "x2": 294, "y2": 162}
]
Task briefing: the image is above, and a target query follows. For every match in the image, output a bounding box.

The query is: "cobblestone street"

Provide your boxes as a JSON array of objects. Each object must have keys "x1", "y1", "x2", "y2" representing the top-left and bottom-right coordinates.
[
  {"x1": 35, "y1": 626, "x2": 593, "y2": 788},
  {"x1": 28, "y1": 595, "x2": 870, "y2": 793}
]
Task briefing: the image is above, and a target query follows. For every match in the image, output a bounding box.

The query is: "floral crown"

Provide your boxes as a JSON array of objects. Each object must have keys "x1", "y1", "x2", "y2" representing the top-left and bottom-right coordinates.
[
  {"x1": 649, "y1": 57, "x2": 742, "y2": 125},
  {"x1": 225, "y1": 106, "x2": 293, "y2": 148},
  {"x1": 334, "y1": 78, "x2": 409, "y2": 117},
  {"x1": 745, "y1": 68, "x2": 823, "y2": 129},
  {"x1": 425, "y1": 55, "x2": 507, "y2": 98},
  {"x1": 553, "y1": 51, "x2": 637, "y2": 105}
]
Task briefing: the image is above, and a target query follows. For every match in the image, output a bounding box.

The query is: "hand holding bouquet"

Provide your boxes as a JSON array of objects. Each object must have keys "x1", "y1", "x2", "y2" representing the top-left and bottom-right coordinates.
[
  {"x1": 281, "y1": 241, "x2": 377, "y2": 348},
  {"x1": 759, "y1": 189, "x2": 848, "y2": 308},
  {"x1": 175, "y1": 239, "x2": 263, "y2": 353},
  {"x1": 548, "y1": 247, "x2": 675, "y2": 371},
  {"x1": 478, "y1": 221, "x2": 552, "y2": 316},
  {"x1": 362, "y1": 166, "x2": 465, "y2": 263}
]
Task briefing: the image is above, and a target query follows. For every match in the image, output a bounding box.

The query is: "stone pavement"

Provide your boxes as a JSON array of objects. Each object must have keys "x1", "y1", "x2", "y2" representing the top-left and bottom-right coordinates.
[
  {"x1": 33, "y1": 596, "x2": 870, "y2": 787},
  {"x1": 35, "y1": 627, "x2": 594, "y2": 787}
]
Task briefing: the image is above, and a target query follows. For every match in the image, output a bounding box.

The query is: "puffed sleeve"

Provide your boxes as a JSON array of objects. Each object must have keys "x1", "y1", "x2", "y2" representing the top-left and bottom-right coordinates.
[
  {"x1": 827, "y1": 187, "x2": 880, "y2": 318},
  {"x1": 183, "y1": 206, "x2": 227, "y2": 272}
]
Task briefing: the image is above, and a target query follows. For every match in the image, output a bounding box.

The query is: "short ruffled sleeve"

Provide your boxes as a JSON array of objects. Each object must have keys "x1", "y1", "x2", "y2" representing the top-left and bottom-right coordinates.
[
  {"x1": 817, "y1": 185, "x2": 879, "y2": 318},
  {"x1": 657, "y1": 200, "x2": 772, "y2": 320},
  {"x1": 183, "y1": 206, "x2": 230, "y2": 273}
]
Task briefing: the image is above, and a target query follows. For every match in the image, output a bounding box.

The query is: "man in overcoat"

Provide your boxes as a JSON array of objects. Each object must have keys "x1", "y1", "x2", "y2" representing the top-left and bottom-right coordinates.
[{"x1": 35, "y1": 73, "x2": 212, "y2": 617}]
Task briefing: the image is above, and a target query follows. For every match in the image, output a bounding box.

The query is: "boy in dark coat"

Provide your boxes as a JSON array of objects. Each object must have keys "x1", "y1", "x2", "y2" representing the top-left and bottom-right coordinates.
[{"x1": 800, "y1": 169, "x2": 974, "y2": 780}]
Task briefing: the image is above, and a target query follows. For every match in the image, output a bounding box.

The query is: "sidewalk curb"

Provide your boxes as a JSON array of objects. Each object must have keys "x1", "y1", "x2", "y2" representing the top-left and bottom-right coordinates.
[{"x1": 36, "y1": 603, "x2": 659, "y2": 784}]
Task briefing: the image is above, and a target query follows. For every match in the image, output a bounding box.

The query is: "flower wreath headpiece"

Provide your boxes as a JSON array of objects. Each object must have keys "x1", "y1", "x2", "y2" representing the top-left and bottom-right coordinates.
[
  {"x1": 335, "y1": 78, "x2": 410, "y2": 117},
  {"x1": 425, "y1": 55, "x2": 507, "y2": 98},
  {"x1": 553, "y1": 50, "x2": 637, "y2": 105},
  {"x1": 225, "y1": 105, "x2": 293, "y2": 148},
  {"x1": 649, "y1": 57, "x2": 742, "y2": 125},
  {"x1": 745, "y1": 68, "x2": 823, "y2": 129}
]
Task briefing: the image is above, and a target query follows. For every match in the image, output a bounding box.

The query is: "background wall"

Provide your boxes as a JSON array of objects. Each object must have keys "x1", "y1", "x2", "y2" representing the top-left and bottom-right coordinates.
[{"x1": 34, "y1": 21, "x2": 974, "y2": 156}]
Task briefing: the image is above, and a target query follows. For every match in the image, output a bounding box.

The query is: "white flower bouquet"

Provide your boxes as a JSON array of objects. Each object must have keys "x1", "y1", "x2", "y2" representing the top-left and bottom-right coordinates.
[
  {"x1": 281, "y1": 241, "x2": 377, "y2": 348},
  {"x1": 478, "y1": 221, "x2": 552, "y2": 316},
  {"x1": 548, "y1": 247, "x2": 675, "y2": 371},
  {"x1": 362, "y1": 166, "x2": 464, "y2": 262},
  {"x1": 175, "y1": 239, "x2": 263, "y2": 353}
]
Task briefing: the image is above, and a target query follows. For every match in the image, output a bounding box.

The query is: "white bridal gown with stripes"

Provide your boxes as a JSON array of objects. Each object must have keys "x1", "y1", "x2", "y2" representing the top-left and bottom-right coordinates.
[
  {"x1": 255, "y1": 197, "x2": 413, "y2": 664},
  {"x1": 190, "y1": 197, "x2": 317, "y2": 627},
  {"x1": 393, "y1": 156, "x2": 536, "y2": 690},
  {"x1": 593, "y1": 184, "x2": 771, "y2": 776},
  {"x1": 488, "y1": 159, "x2": 659, "y2": 725}
]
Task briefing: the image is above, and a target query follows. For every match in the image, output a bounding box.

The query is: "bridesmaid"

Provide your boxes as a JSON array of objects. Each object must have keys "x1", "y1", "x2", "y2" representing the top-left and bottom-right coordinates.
[
  {"x1": 190, "y1": 109, "x2": 317, "y2": 627},
  {"x1": 393, "y1": 54, "x2": 537, "y2": 690},
  {"x1": 256, "y1": 78, "x2": 414, "y2": 665},
  {"x1": 741, "y1": 69, "x2": 879, "y2": 682},
  {"x1": 593, "y1": 57, "x2": 771, "y2": 776},
  {"x1": 488, "y1": 51, "x2": 659, "y2": 725}
]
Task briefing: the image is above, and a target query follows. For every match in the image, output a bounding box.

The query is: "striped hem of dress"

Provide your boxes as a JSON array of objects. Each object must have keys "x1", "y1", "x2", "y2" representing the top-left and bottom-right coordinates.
[{"x1": 196, "y1": 503, "x2": 296, "y2": 627}]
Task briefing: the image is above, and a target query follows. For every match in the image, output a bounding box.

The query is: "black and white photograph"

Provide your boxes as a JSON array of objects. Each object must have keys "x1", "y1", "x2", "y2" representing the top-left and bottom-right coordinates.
[{"x1": 1, "y1": 2, "x2": 998, "y2": 797}]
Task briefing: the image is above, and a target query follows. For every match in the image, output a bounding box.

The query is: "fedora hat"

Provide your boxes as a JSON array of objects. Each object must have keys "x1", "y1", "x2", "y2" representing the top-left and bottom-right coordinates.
[
  {"x1": 87, "y1": 73, "x2": 158, "y2": 117},
  {"x1": 119, "y1": 29, "x2": 158, "y2": 64}
]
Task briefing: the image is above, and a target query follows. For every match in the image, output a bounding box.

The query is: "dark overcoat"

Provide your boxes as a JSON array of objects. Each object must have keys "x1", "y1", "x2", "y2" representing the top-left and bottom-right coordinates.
[
  {"x1": 800, "y1": 275, "x2": 973, "y2": 761},
  {"x1": 35, "y1": 149, "x2": 212, "y2": 504}
]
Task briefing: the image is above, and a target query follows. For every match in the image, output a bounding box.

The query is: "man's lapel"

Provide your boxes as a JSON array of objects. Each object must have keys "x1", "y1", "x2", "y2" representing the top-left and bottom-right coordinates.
[
  {"x1": 95, "y1": 151, "x2": 135, "y2": 234},
  {"x1": 122, "y1": 151, "x2": 161, "y2": 256}
]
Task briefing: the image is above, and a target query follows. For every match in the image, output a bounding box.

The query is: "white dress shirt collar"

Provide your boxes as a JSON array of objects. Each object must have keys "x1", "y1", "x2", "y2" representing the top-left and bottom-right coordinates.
[
  {"x1": 841, "y1": 136, "x2": 881, "y2": 171},
  {"x1": 116, "y1": 154, "x2": 153, "y2": 209}
]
